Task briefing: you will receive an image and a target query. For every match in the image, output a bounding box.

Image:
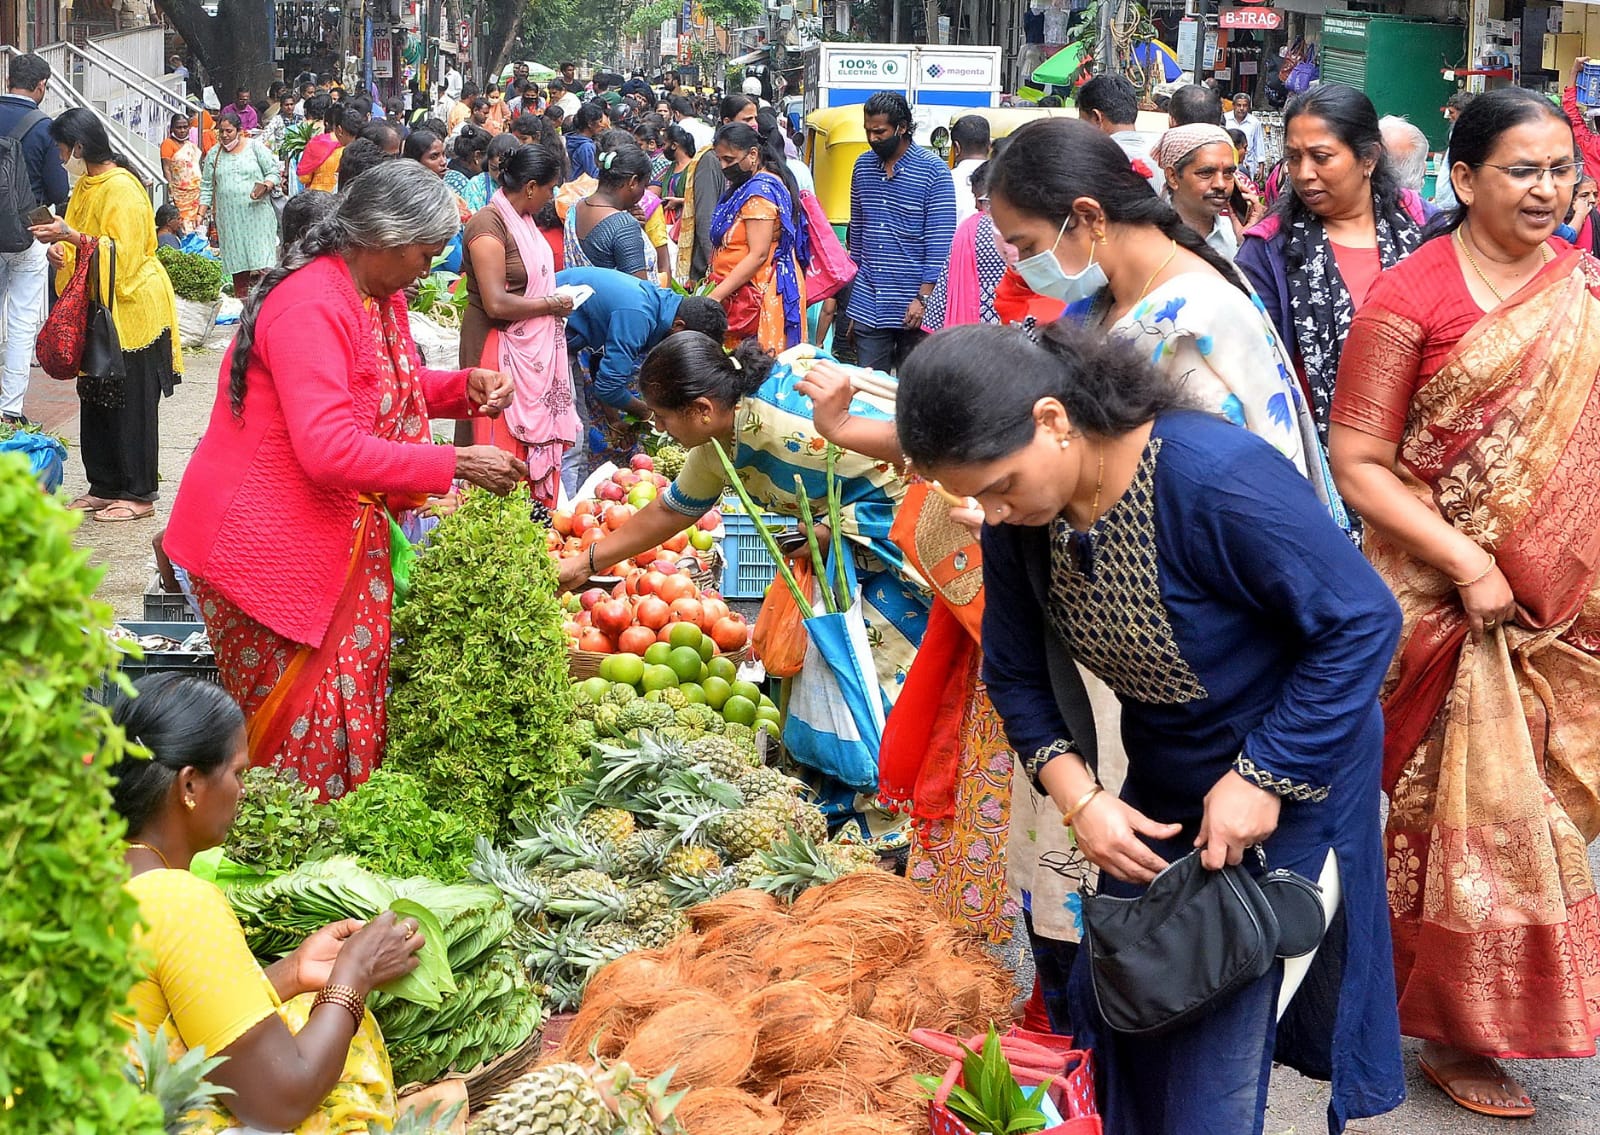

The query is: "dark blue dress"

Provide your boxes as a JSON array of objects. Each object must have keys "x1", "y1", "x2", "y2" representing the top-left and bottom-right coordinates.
[{"x1": 981, "y1": 411, "x2": 1406, "y2": 1135}]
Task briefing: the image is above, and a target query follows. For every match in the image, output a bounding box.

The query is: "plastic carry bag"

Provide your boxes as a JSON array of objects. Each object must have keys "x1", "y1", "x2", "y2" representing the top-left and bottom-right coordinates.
[
  {"x1": 800, "y1": 190, "x2": 856, "y2": 303},
  {"x1": 752, "y1": 553, "x2": 814, "y2": 678},
  {"x1": 0, "y1": 431, "x2": 67, "y2": 491}
]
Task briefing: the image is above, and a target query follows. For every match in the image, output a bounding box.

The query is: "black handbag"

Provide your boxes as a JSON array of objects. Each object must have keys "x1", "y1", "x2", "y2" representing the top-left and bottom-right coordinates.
[
  {"x1": 77, "y1": 239, "x2": 126, "y2": 409},
  {"x1": 1081, "y1": 850, "x2": 1288, "y2": 1037}
]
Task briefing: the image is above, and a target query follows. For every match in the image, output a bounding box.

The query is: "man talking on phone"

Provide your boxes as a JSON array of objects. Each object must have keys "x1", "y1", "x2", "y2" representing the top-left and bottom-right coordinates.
[{"x1": 0, "y1": 53, "x2": 68, "y2": 426}]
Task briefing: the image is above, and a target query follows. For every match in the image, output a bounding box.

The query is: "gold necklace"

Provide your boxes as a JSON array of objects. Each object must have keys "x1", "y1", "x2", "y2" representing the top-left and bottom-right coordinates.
[
  {"x1": 1085, "y1": 444, "x2": 1106, "y2": 528},
  {"x1": 1455, "y1": 227, "x2": 1551, "y2": 302},
  {"x1": 126, "y1": 840, "x2": 173, "y2": 869},
  {"x1": 1139, "y1": 240, "x2": 1179, "y2": 301}
]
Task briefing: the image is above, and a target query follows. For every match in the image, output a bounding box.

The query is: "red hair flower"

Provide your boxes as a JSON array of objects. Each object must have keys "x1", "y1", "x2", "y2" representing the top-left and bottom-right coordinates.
[{"x1": 1130, "y1": 159, "x2": 1154, "y2": 179}]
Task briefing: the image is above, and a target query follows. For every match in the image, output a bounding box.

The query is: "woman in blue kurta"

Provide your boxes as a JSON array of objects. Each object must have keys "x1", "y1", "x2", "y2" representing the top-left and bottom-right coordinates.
[
  {"x1": 555, "y1": 333, "x2": 928, "y2": 832},
  {"x1": 895, "y1": 321, "x2": 1405, "y2": 1135}
]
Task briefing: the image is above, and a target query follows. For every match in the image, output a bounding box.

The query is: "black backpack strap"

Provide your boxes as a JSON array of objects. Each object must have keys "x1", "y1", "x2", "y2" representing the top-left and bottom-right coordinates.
[{"x1": 7, "y1": 107, "x2": 47, "y2": 142}]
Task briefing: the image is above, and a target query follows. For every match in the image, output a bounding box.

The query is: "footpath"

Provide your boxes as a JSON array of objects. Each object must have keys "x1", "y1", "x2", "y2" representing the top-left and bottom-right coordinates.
[{"x1": 18, "y1": 348, "x2": 1600, "y2": 1134}]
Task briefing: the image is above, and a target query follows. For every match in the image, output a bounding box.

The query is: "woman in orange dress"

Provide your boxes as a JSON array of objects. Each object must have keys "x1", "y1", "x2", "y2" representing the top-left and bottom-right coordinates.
[
  {"x1": 706, "y1": 121, "x2": 807, "y2": 354},
  {"x1": 159, "y1": 112, "x2": 203, "y2": 232}
]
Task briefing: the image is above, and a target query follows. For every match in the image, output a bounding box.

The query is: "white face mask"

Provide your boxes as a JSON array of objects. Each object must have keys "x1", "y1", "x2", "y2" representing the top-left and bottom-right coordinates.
[
  {"x1": 65, "y1": 151, "x2": 87, "y2": 179},
  {"x1": 1013, "y1": 217, "x2": 1108, "y2": 303}
]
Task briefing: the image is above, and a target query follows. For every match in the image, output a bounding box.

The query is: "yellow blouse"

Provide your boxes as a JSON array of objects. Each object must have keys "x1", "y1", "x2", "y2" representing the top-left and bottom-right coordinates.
[
  {"x1": 57, "y1": 167, "x2": 183, "y2": 371},
  {"x1": 124, "y1": 870, "x2": 397, "y2": 1134}
]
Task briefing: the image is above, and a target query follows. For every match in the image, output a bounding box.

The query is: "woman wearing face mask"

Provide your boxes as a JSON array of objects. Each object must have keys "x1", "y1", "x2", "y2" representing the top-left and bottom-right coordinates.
[
  {"x1": 461, "y1": 144, "x2": 577, "y2": 504},
  {"x1": 707, "y1": 121, "x2": 808, "y2": 352},
  {"x1": 28, "y1": 109, "x2": 182, "y2": 522},
  {"x1": 159, "y1": 112, "x2": 203, "y2": 233},
  {"x1": 660, "y1": 124, "x2": 697, "y2": 229},
  {"x1": 564, "y1": 141, "x2": 653, "y2": 278},
  {"x1": 199, "y1": 111, "x2": 282, "y2": 298},
  {"x1": 987, "y1": 116, "x2": 1342, "y2": 524}
]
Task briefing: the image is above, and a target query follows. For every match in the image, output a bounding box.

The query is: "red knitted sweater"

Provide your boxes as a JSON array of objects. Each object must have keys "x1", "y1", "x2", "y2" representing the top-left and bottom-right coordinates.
[{"x1": 165, "y1": 254, "x2": 470, "y2": 647}]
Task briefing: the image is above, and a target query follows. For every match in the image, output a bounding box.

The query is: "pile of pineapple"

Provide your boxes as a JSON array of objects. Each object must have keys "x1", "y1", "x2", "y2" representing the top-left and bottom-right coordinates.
[{"x1": 471, "y1": 732, "x2": 879, "y2": 1010}]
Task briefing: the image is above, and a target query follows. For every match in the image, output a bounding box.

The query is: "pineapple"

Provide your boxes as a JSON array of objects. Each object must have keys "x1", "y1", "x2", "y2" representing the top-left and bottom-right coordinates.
[
  {"x1": 737, "y1": 764, "x2": 802, "y2": 802},
  {"x1": 686, "y1": 735, "x2": 758, "y2": 780},
  {"x1": 746, "y1": 829, "x2": 858, "y2": 900},
  {"x1": 635, "y1": 909, "x2": 691, "y2": 949},
  {"x1": 747, "y1": 792, "x2": 828, "y2": 844},
  {"x1": 470, "y1": 1058, "x2": 684, "y2": 1135},
  {"x1": 662, "y1": 867, "x2": 737, "y2": 907},
  {"x1": 513, "y1": 818, "x2": 620, "y2": 874},
  {"x1": 546, "y1": 868, "x2": 629, "y2": 923},
  {"x1": 581, "y1": 918, "x2": 641, "y2": 956},
  {"x1": 623, "y1": 880, "x2": 674, "y2": 926},
  {"x1": 580, "y1": 806, "x2": 637, "y2": 848},
  {"x1": 662, "y1": 844, "x2": 724, "y2": 878},
  {"x1": 470, "y1": 837, "x2": 551, "y2": 918},
  {"x1": 822, "y1": 839, "x2": 883, "y2": 874},
  {"x1": 731, "y1": 854, "x2": 767, "y2": 889},
  {"x1": 708, "y1": 807, "x2": 786, "y2": 860},
  {"x1": 615, "y1": 828, "x2": 672, "y2": 876},
  {"x1": 124, "y1": 1023, "x2": 234, "y2": 1131}
]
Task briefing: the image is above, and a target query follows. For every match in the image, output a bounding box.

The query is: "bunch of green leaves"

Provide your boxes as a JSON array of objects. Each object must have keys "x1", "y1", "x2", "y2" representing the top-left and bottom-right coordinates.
[
  {"x1": 0, "y1": 453, "x2": 165, "y2": 1133},
  {"x1": 331, "y1": 767, "x2": 476, "y2": 881},
  {"x1": 156, "y1": 246, "x2": 226, "y2": 303},
  {"x1": 386, "y1": 485, "x2": 581, "y2": 838},
  {"x1": 224, "y1": 767, "x2": 340, "y2": 874},
  {"x1": 278, "y1": 120, "x2": 316, "y2": 164},
  {"x1": 379, "y1": 948, "x2": 541, "y2": 1085},
  {"x1": 382, "y1": 1098, "x2": 465, "y2": 1134},
  {"x1": 915, "y1": 1025, "x2": 1050, "y2": 1135},
  {"x1": 412, "y1": 273, "x2": 466, "y2": 327}
]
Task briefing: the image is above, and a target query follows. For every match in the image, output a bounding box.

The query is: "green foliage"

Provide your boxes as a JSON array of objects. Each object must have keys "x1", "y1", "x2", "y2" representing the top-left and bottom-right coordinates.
[
  {"x1": 386, "y1": 486, "x2": 581, "y2": 837},
  {"x1": 156, "y1": 246, "x2": 226, "y2": 303},
  {"x1": 278, "y1": 120, "x2": 316, "y2": 164},
  {"x1": 916, "y1": 1025, "x2": 1049, "y2": 1135},
  {"x1": 0, "y1": 453, "x2": 165, "y2": 1133},
  {"x1": 331, "y1": 767, "x2": 477, "y2": 881},
  {"x1": 224, "y1": 767, "x2": 339, "y2": 874},
  {"x1": 411, "y1": 273, "x2": 467, "y2": 328},
  {"x1": 624, "y1": 0, "x2": 678, "y2": 35}
]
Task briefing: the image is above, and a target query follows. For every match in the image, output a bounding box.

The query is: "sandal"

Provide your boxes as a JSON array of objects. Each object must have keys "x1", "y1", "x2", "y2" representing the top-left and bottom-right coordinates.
[
  {"x1": 1419, "y1": 1049, "x2": 1536, "y2": 1119},
  {"x1": 67, "y1": 494, "x2": 115, "y2": 511},
  {"x1": 93, "y1": 502, "x2": 155, "y2": 523}
]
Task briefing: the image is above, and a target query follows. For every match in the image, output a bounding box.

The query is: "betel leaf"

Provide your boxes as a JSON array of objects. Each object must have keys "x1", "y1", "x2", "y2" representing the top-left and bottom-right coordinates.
[{"x1": 381, "y1": 900, "x2": 458, "y2": 1008}]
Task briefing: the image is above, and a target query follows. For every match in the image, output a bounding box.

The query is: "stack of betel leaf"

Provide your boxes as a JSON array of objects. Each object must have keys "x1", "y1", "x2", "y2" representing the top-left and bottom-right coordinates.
[
  {"x1": 471, "y1": 731, "x2": 878, "y2": 1011},
  {"x1": 227, "y1": 858, "x2": 541, "y2": 1086}
]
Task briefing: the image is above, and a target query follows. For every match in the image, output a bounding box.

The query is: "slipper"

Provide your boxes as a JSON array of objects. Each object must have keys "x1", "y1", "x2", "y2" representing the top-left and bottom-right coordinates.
[
  {"x1": 93, "y1": 503, "x2": 155, "y2": 523},
  {"x1": 67, "y1": 494, "x2": 114, "y2": 511},
  {"x1": 1419, "y1": 1052, "x2": 1536, "y2": 1119}
]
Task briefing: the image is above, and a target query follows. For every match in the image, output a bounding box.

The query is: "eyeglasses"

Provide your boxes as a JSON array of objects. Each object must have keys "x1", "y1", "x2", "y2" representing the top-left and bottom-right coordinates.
[{"x1": 1476, "y1": 160, "x2": 1584, "y2": 187}]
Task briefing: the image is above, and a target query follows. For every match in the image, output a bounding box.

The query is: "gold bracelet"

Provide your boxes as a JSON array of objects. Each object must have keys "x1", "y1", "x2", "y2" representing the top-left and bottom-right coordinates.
[
  {"x1": 1452, "y1": 552, "x2": 1497, "y2": 588},
  {"x1": 312, "y1": 983, "x2": 365, "y2": 1027},
  {"x1": 1060, "y1": 784, "x2": 1104, "y2": 828}
]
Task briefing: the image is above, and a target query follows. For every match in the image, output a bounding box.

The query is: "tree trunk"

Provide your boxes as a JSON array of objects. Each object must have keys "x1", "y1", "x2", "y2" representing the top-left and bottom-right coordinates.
[
  {"x1": 485, "y1": 0, "x2": 525, "y2": 83},
  {"x1": 155, "y1": 0, "x2": 274, "y2": 102}
]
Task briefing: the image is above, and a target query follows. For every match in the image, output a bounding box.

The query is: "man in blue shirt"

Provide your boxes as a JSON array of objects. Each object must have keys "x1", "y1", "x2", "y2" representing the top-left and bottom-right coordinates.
[
  {"x1": 0, "y1": 53, "x2": 67, "y2": 426},
  {"x1": 844, "y1": 91, "x2": 956, "y2": 372},
  {"x1": 555, "y1": 267, "x2": 726, "y2": 490},
  {"x1": 565, "y1": 101, "x2": 609, "y2": 180}
]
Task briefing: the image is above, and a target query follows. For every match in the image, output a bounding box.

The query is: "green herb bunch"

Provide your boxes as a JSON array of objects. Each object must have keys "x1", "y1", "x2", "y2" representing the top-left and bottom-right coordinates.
[
  {"x1": 386, "y1": 486, "x2": 581, "y2": 837},
  {"x1": 224, "y1": 767, "x2": 339, "y2": 874},
  {"x1": 156, "y1": 246, "x2": 225, "y2": 303},
  {"x1": 916, "y1": 1024, "x2": 1050, "y2": 1135},
  {"x1": 332, "y1": 767, "x2": 477, "y2": 881},
  {"x1": 0, "y1": 453, "x2": 164, "y2": 1133}
]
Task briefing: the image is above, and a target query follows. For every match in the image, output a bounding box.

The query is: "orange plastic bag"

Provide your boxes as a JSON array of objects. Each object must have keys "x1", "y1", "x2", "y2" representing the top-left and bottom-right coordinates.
[{"x1": 751, "y1": 555, "x2": 813, "y2": 678}]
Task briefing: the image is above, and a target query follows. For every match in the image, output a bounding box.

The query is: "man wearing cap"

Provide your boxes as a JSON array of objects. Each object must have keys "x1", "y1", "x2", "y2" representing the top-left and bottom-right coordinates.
[{"x1": 1154, "y1": 123, "x2": 1242, "y2": 260}]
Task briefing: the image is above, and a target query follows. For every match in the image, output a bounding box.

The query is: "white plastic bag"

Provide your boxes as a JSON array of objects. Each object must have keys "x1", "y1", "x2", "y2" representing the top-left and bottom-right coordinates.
[
  {"x1": 174, "y1": 297, "x2": 221, "y2": 349},
  {"x1": 408, "y1": 311, "x2": 461, "y2": 370}
]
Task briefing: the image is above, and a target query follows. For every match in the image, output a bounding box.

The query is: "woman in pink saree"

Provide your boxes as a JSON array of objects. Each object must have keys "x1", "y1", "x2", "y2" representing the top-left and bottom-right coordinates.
[{"x1": 461, "y1": 144, "x2": 579, "y2": 505}]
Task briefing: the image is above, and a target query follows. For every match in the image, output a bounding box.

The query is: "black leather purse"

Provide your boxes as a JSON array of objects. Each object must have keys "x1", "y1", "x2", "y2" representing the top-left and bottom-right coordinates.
[
  {"x1": 77, "y1": 239, "x2": 126, "y2": 409},
  {"x1": 1081, "y1": 848, "x2": 1325, "y2": 1037}
]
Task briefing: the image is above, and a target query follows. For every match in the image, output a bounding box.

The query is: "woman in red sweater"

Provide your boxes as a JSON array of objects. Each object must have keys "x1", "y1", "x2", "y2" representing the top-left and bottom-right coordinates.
[{"x1": 165, "y1": 162, "x2": 526, "y2": 800}]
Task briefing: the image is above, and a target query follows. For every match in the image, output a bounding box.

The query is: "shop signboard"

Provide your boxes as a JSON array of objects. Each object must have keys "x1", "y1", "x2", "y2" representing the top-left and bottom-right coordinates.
[
  {"x1": 1219, "y1": 7, "x2": 1281, "y2": 29},
  {"x1": 374, "y1": 34, "x2": 392, "y2": 78}
]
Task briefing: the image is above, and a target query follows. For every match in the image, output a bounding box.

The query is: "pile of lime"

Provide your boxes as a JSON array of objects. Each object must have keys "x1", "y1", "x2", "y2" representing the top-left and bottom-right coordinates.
[{"x1": 579, "y1": 622, "x2": 781, "y2": 732}]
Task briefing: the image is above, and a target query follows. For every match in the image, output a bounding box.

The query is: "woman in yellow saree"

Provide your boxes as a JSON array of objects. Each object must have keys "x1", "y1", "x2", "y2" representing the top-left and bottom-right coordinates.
[{"x1": 1331, "y1": 88, "x2": 1600, "y2": 1120}]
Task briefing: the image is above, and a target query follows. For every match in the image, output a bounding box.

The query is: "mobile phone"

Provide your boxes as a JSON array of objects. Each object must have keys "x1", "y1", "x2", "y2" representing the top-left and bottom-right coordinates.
[{"x1": 23, "y1": 206, "x2": 52, "y2": 227}]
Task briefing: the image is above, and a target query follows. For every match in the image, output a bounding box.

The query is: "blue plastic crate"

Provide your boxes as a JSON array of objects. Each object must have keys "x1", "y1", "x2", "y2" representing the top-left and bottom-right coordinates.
[
  {"x1": 720, "y1": 502, "x2": 785, "y2": 600},
  {"x1": 1582, "y1": 61, "x2": 1600, "y2": 106}
]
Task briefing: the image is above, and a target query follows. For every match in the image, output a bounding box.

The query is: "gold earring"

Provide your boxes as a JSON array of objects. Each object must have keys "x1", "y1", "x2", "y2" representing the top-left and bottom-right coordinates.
[
  {"x1": 1094, "y1": 230, "x2": 1106, "y2": 244},
  {"x1": 184, "y1": 797, "x2": 196, "y2": 810}
]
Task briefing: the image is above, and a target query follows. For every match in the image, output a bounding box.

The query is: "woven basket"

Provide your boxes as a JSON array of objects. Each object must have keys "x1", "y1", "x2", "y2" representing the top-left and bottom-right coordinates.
[
  {"x1": 462, "y1": 1029, "x2": 545, "y2": 1107},
  {"x1": 568, "y1": 642, "x2": 751, "y2": 680}
]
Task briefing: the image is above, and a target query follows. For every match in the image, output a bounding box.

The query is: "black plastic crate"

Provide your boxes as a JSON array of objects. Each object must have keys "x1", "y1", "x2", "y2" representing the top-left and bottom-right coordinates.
[
  {"x1": 93, "y1": 621, "x2": 219, "y2": 703},
  {"x1": 142, "y1": 583, "x2": 200, "y2": 622}
]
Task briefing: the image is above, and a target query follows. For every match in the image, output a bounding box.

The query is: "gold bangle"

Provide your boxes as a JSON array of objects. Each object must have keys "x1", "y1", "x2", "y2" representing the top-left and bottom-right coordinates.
[
  {"x1": 312, "y1": 982, "x2": 364, "y2": 1027},
  {"x1": 1060, "y1": 784, "x2": 1104, "y2": 828},
  {"x1": 1452, "y1": 552, "x2": 1497, "y2": 588}
]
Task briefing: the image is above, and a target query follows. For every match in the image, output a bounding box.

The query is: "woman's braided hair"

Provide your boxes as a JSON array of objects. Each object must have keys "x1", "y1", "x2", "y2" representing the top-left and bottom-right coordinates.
[{"x1": 228, "y1": 160, "x2": 461, "y2": 418}]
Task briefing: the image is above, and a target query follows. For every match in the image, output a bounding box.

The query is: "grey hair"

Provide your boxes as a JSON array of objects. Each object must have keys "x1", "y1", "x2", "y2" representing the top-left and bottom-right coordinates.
[
  {"x1": 228, "y1": 161, "x2": 461, "y2": 417},
  {"x1": 1379, "y1": 115, "x2": 1429, "y2": 193}
]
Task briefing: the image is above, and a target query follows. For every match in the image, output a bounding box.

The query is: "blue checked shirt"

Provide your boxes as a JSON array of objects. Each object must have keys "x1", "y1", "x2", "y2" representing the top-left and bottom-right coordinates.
[{"x1": 844, "y1": 144, "x2": 957, "y2": 330}]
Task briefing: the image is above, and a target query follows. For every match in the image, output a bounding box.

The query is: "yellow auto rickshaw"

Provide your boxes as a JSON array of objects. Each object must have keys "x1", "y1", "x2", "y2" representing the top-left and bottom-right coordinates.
[{"x1": 804, "y1": 106, "x2": 867, "y2": 228}]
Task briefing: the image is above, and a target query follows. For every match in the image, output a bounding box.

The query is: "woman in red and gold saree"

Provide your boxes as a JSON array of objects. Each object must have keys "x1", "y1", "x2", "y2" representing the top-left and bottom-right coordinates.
[{"x1": 1330, "y1": 88, "x2": 1600, "y2": 1120}]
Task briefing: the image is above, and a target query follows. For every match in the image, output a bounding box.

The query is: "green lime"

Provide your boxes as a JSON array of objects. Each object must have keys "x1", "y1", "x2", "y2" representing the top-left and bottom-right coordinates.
[
  {"x1": 722, "y1": 694, "x2": 758, "y2": 727},
  {"x1": 644, "y1": 642, "x2": 674, "y2": 667},
  {"x1": 755, "y1": 705, "x2": 782, "y2": 728},
  {"x1": 696, "y1": 635, "x2": 715, "y2": 662},
  {"x1": 602, "y1": 653, "x2": 645, "y2": 687},
  {"x1": 666, "y1": 622, "x2": 704, "y2": 651},
  {"x1": 680, "y1": 682, "x2": 708, "y2": 705},
  {"x1": 707, "y1": 656, "x2": 738, "y2": 683},
  {"x1": 702, "y1": 676, "x2": 732, "y2": 710},
  {"x1": 642, "y1": 664, "x2": 680, "y2": 692},
  {"x1": 667, "y1": 646, "x2": 704, "y2": 684},
  {"x1": 644, "y1": 689, "x2": 664, "y2": 702},
  {"x1": 579, "y1": 676, "x2": 611, "y2": 701},
  {"x1": 730, "y1": 680, "x2": 763, "y2": 706}
]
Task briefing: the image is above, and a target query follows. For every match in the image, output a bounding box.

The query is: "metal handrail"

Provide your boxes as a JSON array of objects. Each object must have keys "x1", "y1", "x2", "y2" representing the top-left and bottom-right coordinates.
[{"x1": 76, "y1": 37, "x2": 201, "y2": 121}]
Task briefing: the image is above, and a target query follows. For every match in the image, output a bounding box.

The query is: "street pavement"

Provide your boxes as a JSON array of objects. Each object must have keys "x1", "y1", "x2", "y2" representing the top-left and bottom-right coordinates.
[{"x1": 19, "y1": 351, "x2": 1600, "y2": 1132}]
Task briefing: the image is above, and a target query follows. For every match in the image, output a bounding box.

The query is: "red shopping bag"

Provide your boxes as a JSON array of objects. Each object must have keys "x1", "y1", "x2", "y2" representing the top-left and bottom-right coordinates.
[
  {"x1": 913, "y1": 1027, "x2": 1101, "y2": 1135},
  {"x1": 800, "y1": 190, "x2": 856, "y2": 303}
]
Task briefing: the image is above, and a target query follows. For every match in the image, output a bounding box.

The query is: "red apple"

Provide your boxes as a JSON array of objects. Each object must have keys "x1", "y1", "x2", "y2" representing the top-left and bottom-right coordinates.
[
  {"x1": 696, "y1": 510, "x2": 721, "y2": 531},
  {"x1": 652, "y1": 474, "x2": 670, "y2": 488},
  {"x1": 613, "y1": 469, "x2": 641, "y2": 488},
  {"x1": 597, "y1": 481, "x2": 627, "y2": 502},
  {"x1": 631, "y1": 454, "x2": 656, "y2": 472}
]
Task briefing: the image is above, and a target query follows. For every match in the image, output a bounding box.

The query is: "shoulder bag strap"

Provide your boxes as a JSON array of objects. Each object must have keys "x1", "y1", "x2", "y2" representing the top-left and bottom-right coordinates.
[{"x1": 8, "y1": 107, "x2": 48, "y2": 142}]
